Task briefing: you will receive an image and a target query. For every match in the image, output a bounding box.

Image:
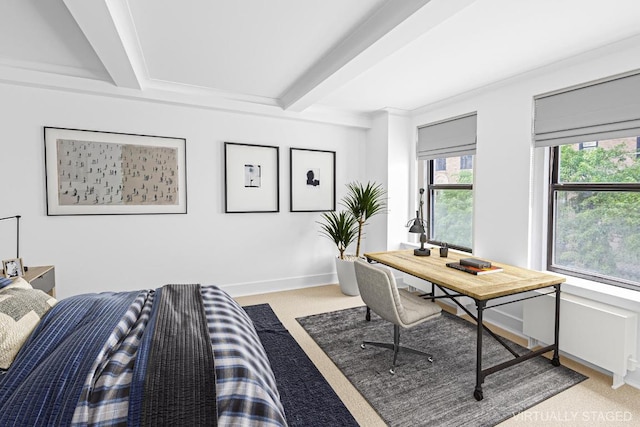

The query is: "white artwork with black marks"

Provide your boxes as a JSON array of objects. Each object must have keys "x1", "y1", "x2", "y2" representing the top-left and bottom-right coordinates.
[
  {"x1": 289, "y1": 148, "x2": 335, "y2": 212},
  {"x1": 56, "y1": 139, "x2": 180, "y2": 206},
  {"x1": 306, "y1": 169, "x2": 320, "y2": 187},
  {"x1": 244, "y1": 164, "x2": 261, "y2": 188}
]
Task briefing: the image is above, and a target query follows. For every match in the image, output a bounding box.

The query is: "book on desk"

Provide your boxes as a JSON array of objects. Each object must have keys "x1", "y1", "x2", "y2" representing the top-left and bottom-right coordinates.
[
  {"x1": 446, "y1": 261, "x2": 503, "y2": 275},
  {"x1": 459, "y1": 258, "x2": 492, "y2": 269}
]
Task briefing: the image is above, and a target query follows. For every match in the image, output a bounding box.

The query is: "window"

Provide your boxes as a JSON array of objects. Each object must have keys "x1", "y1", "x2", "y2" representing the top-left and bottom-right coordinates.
[
  {"x1": 549, "y1": 138, "x2": 640, "y2": 290},
  {"x1": 422, "y1": 156, "x2": 474, "y2": 252},
  {"x1": 578, "y1": 141, "x2": 598, "y2": 150},
  {"x1": 535, "y1": 70, "x2": 640, "y2": 291},
  {"x1": 460, "y1": 155, "x2": 473, "y2": 169},
  {"x1": 417, "y1": 112, "x2": 476, "y2": 252}
]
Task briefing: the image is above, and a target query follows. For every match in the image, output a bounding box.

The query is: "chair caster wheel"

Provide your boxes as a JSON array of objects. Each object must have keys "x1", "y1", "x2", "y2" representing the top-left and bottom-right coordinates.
[
  {"x1": 474, "y1": 389, "x2": 483, "y2": 401},
  {"x1": 428, "y1": 356, "x2": 433, "y2": 363},
  {"x1": 361, "y1": 343, "x2": 366, "y2": 349},
  {"x1": 389, "y1": 368, "x2": 395, "y2": 375}
]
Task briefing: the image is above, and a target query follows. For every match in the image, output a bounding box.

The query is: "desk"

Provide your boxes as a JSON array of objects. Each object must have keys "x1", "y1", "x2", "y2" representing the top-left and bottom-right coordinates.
[{"x1": 365, "y1": 249, "x2": 565, "y2": 401}]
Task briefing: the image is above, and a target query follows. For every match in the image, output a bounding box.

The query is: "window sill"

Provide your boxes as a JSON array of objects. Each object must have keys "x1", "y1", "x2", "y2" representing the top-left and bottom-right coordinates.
[{"x1": 557, "y1": 274, "x2": 640, "y2": 311}]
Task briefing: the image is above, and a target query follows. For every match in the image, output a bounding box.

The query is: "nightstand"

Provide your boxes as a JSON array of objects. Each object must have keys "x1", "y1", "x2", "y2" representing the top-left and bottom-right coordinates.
[{"x1": 22, "y1": 265, "x2": 56, "y2": 297}]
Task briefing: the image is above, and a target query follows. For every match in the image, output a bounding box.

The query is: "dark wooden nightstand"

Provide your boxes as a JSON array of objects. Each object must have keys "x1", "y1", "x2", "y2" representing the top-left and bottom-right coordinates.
[{"x1": 22, "y1": 265, "x2": 56, "y2": 297}]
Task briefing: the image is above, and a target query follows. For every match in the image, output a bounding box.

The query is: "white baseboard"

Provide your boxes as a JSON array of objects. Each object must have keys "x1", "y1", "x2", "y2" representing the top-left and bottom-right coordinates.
[{"x1": 219, "y1": 273, "x2": 337, "y2": 298}]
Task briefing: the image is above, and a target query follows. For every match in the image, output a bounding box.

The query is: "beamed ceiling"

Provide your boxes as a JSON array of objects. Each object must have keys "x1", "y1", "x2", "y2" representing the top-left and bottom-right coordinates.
[{"x1": 1, "y1": 0, "x2": 640, "y2": 127}]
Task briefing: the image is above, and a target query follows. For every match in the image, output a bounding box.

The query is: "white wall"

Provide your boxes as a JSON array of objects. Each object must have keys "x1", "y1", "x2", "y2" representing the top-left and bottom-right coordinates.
[
  {"x1": 409, "y1": 35, "x2": 640, "y2": 387},
  {"x1": 361, "y1": 111, "x2": 414, "y2": 254},
  {"x1": 386, "y1": 112, "x2": 413, "y2": 250},
  {"x1": 362, "y1": 112, "x2": 389, "y2": 254},
  {"x1": 0, "y1": 83, "x2": 366, "y2": 299}
]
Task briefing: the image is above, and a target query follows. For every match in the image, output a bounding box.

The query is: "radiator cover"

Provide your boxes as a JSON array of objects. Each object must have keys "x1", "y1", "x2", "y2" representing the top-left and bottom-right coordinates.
[{"x1": 523, "y1": 292, "x2": 637, "y2": 388}]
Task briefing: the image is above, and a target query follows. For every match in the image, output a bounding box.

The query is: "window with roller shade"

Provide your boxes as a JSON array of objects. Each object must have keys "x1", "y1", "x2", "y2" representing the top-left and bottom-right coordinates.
[
  {"x1": 417, "y1": 113, "x2": 476, "y2": 252},
  {"x1": 535, "y1": 71, "x2": 640, "y2": 291}
]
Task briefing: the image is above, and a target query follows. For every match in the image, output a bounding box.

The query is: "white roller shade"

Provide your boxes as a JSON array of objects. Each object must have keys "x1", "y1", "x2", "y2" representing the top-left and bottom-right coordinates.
[
  {"x1": 417, "y1": 112, "x2": 477, "y2": 160},
  {"x1": 534, "y1": 70, "x2": 640, "y2": 147}
]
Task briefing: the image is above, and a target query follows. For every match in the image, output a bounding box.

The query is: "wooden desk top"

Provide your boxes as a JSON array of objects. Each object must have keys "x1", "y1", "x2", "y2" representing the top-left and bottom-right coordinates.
[{"x1": 365, "y1": 249, "x2": 565, "y2": 301}]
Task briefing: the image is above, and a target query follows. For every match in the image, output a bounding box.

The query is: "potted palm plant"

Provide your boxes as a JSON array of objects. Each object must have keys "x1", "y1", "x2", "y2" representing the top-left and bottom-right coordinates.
[
  {"x1": 342, "y1": 181, "x2": 387, "y2": 258},
  {"x1": 317, "y1": 210, "x2": 360, "y2": 295},
  {"x1": 318, "y1": 211, "x2": 358, "y2": 261},
  {"x1": 318, "y1": 181, "x2": 386, "y2": 296}
]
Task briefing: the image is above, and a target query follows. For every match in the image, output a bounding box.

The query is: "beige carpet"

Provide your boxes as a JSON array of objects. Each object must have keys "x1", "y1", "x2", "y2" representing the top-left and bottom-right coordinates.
[{"x1": 236, "y1": 284, "x2": 640, "y2": 426}]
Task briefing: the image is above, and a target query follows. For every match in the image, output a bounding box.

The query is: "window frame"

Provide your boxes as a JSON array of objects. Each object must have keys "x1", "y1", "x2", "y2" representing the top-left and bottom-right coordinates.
[
  {"x1": 424, "y1": 159, "x2": 473, "y2": 253},
  {"x1": 547, "y1": 146, "x2": 640, "y2": 291}
]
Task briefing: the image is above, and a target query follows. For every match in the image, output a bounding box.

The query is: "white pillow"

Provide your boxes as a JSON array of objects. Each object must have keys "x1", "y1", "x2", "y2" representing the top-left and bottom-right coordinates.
[
  {"x1": 1, "y1": 277, "x2": 32, "y2": 290},
  {"x1": 0, "y1": 286, "x2": 56, "y2": 370}
]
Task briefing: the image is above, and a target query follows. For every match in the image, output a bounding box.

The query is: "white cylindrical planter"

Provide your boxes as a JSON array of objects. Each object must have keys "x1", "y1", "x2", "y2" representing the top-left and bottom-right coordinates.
[{"x1": 335, "y1": 256, "x2": 360, "y2": 296}]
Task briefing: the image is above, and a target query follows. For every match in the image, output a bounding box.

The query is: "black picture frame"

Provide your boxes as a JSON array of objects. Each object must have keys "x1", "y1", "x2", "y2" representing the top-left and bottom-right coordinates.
[
  {"x1": 44, "y1": 127, "x2": 187, "y2": 215},
  {"x1": 290, "y1": 147, "x2": 336, "y2": 212},
  {"x1": 224, "y1": 142, "x2": 280, "y2": 213}
]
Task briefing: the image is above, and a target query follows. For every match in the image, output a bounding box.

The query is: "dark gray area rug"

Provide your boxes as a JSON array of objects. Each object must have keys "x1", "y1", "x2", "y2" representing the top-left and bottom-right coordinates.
[
  {"x1": 244, "y1": 304, "x2": 358, "y2": 427},
  {"x1": 297, "y1": 306, "x2": 587, "y2": 427}
]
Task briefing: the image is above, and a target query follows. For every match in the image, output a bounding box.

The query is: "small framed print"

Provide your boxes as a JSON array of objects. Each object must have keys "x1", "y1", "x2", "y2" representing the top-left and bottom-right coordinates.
[
  {"x1": 224, "y1": 142, "x2": 280, "y2": 213},
  {"x1": 290, "y1": 148, "x2": 336, "y2": 212},
  {"x1": 44, "y1": 127, "x2": 187, "y2": 215},
  {"x1": 2, "y1": 258, "x2": 24, "y2": 278}
]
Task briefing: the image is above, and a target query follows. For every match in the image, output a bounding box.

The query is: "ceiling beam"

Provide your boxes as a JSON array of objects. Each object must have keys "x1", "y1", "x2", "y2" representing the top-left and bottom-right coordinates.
[
  {"x1": 280, "y1": 0, "x2": 477, "y2": 112},
  {"x1": 63, "y1": 0, "x2": 145, "y2": 90}
]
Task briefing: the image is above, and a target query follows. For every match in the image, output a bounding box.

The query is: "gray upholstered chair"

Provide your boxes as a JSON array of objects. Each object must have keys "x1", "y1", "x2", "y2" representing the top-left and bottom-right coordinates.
[{"x1": 354, "y1": 259, "x2": 442, "y2": 374}]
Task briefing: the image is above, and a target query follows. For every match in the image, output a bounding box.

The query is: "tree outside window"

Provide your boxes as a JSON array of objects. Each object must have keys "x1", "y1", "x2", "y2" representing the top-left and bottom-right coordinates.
[
  {"x1": 550, "y1": 137, "x2": 640, "y2": 289},
  {"x1": 423, "y1": 155, "x2": 474, "y2": 252}
]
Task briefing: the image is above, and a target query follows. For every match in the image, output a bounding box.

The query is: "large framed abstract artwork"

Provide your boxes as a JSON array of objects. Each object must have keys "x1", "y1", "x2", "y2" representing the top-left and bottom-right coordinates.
[
  {"x1": 289, "y1": 147, "x2": 335, "y2": 212},
  {"x1": 44, "y1": 127, "x2": 187, "y2": 215},
  {"x1": 224, "y1": 142, "x2": 280, "y2": 213}
]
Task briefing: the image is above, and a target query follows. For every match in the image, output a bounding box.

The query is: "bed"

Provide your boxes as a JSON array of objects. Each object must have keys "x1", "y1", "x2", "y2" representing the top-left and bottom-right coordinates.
[{"x1": 0, "y1": 278, "x2": 288, "y2": 426}]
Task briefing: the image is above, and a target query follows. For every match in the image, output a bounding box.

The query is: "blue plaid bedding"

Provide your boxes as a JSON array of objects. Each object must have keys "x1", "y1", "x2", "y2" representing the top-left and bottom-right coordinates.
[
  {"x1": 202, "y1": 285, "x2": 286, "y2": 426},
  {"x1": 0, "y1": 285, "x2": 287, "y2": 426}
]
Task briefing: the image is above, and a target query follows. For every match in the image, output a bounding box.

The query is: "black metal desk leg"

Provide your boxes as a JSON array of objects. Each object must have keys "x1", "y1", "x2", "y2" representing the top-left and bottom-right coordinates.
[
  {"x1": 365, "y1": 306, "x2": 371, "y2": 321},
  {"x1": 474, "y1": 300, "x2": 486, "y2": 401},
  {"x1": 552, "y1": 284, "x2": 561, "y2": 366}
]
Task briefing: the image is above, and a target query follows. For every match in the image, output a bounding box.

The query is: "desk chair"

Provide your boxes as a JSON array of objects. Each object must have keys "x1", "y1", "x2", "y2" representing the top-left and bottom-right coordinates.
[{"x1": 354, "y1": 259, "x2": 441, "y2": 374}]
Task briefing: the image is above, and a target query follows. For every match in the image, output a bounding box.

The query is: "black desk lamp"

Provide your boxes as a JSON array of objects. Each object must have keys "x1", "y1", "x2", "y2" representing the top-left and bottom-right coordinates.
[
  {"x1": 407, "y1": 189, "x2": 430, "y2": 256},
  {"x1": 0, "y1": 215, "x2": 21, "y2": 258}
]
